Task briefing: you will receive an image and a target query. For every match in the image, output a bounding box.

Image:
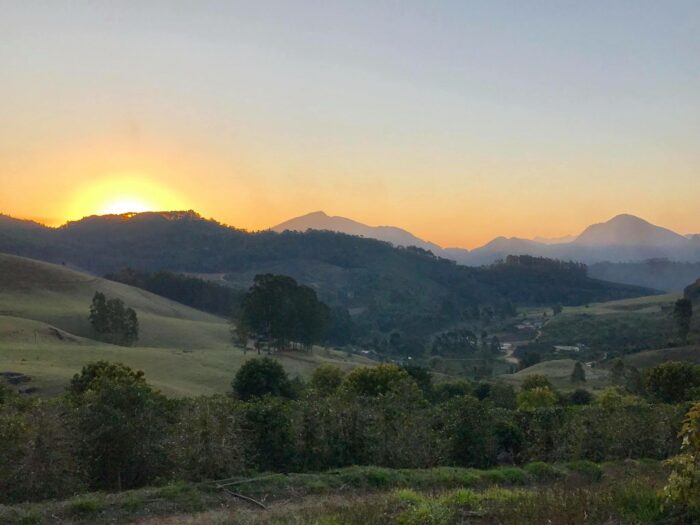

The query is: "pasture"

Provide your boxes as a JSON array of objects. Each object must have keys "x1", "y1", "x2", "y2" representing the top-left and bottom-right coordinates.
[{"x1": 0, "y1": 254, "x2": 372, "y2": 397}]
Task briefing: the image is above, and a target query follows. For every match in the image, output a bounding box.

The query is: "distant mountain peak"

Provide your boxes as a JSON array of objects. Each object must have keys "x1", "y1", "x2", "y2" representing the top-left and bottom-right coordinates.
[
  {"x1": 271, "y1": 211, "x2": 454, "y2": 256},
  {"x1": 574, "y1": 213, "x2": 688, "y2": 247}
]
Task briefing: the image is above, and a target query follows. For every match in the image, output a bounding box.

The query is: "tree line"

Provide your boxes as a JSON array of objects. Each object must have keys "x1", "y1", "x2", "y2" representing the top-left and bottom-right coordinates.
[
  {"x1": 106, "y1": 268, "x2": 244, "y2": 318},
  {"x1": 1, "y1": 358, "x2": 697, "y2": 505}
]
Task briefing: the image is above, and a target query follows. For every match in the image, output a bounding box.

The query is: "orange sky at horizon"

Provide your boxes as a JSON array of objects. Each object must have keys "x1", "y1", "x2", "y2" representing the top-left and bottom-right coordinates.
[
  {"x1": 4, "y1": 146, "x2": 699, "y2": 250},
  {"x1": 2, "y1": 3, "x2": 699, "y2": 249}
]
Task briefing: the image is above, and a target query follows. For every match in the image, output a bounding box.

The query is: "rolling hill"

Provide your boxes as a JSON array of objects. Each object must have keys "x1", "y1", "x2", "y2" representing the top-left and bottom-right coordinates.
[
  {"x1": 0, "y1": 253, "x2": 374, "y2": 397},
  {"x1": 0, "y1": 212, "x2": 654, "y2": 350},
  {"x1": 498, "y1": 358, "x2": 611, "y2": 391}
]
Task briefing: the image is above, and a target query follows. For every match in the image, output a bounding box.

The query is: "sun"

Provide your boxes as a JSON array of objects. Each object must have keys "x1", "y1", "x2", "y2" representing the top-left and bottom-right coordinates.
[
  {"x1": 99, "y1": 197, "x2": 154, "y2": 216},
  {"x1": 65, "y1": 174, "x2": 187, "y2": 222}
]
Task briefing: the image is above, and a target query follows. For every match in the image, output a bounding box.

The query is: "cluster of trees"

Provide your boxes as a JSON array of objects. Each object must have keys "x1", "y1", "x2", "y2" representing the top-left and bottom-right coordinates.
[
  {"x1": 1, "y1": 359, "x2": 697, "y2": 506},
  {"x1": 88, "y1": 292, "x2": 139, "y2": 346},
  {"x1": 235, "y1": 274, "x2": 330, "y2": 351},
  {"x1": 106, "y1": 268, "x2": 244, "y2": 318}
]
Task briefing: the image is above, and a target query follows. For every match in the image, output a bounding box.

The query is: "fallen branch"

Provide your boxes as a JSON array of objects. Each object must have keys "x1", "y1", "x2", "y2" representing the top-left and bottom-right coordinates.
[
  {"x1": 218, "y1": 486, "x2": 267, "y2": 510},
  {"x1": 216, "y1": 474, "x2": 284, "y2": 488}
]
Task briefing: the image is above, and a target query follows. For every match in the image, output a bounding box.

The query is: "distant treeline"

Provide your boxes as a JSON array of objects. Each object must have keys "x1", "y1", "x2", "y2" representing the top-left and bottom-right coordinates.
[
  {"x1": 589, "y1": 259, "x2": 700, "y2": 292},
  {"x1": 105, "y1": 268, "x2": 244, "y2": 318}
]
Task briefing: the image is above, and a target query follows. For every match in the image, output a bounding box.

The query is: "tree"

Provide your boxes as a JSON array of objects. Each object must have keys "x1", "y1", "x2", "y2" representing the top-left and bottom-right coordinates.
[
  {"x1": 664, "y1": 402, "x2": 700, "y2": 518},
  {"x1": 88, "y1": 292, "x2": 109, "y2": 334},
  {"x1": 88, "y1": 292, "x2": 139, "y2": 346},
  {"x1": 674, "y1": 298, "x2": 693, "y2": 343},
  {"x1": 518, "y1": 351, "x2": 541, "y2": 370},
  {"x1": 521, "y1": 374, "x2": 553, "y2": 391},
  {"x1": 552, "y1": 304, "x2": 563, "y2": 316},
  {"x1": 310, "y1": 364, "x2": 345, "y2": 396},
  {"x1": 240, "y1": 274, "x2": 329, "y2": 351},
  {"x1": 517, "y1": 386, "x2": 557, "y2": 410},
  {"x1": 341, "y1": 364, "x2": 415, "y2": 397},
  {"x1": 611, "y1": 358, "x2": 625, "y2": 385},
  {"x1": 645, "y1": 361, "x2": 700, "y2": 403},
  {"x1": 402, "y1": 365, "x2": 433, "y2": 397},
  {"x1": 69, "y1": 362, "x2": 170, "y2": 490},
  {"x1": 232, "y1": 357, "x2": 295, "y2": 401},
  {"x1": 570, "y1": 362, "x2": 586, "y2": 383},
  {"x1": 488, "y1": 382, "x2": 517, "y2": 409},
  {"x1": 569, "y1": 388, "x2": 593, "y2": 405}
]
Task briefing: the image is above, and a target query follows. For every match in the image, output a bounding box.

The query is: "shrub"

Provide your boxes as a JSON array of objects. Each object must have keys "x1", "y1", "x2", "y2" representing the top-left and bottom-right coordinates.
[
  {"x1": 341, "y1": 364, "x2": 413, "y2": 397},
  {"x1": 517, "y1": 387, "x2": 557, "y2": 410},
  {"x1": 566, "y1": 460, "x2": 603, "y2": 481},
  {"x1": 664, "y1": 402, "x2": 700, "y2": 518},
  {"x1": 67, "y1": 495, "x2": 104, "y2": 515},
  {"x1": 524, "y1": 461, "x2": 565, "y2": 481},
  {"x1": 310, "y1": 364, "x2": 345, "y2": 396},
  {"x1": 232, "y1": 357, "x2": 295, "y2": 401}
]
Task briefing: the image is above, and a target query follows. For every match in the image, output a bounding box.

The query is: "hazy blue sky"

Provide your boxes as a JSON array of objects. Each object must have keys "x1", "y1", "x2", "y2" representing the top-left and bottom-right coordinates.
[{"x1": 1, "y1": 1, "x2": 699, "y2": 246}]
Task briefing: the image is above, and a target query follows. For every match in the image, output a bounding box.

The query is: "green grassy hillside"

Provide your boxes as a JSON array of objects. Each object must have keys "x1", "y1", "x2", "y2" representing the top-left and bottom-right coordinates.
[
  {"x1": 0, "y1": 254, "x2": 373, "y2": 397},
  {"x1": 537, "y1": 293, "x2": 692, "y2": 357},
  {"x1": 623, "y1": 345, "x2": 700, "y2": 369},
  {"x1": 499, "y1": 358, "x2": 611, "y2": 391}
]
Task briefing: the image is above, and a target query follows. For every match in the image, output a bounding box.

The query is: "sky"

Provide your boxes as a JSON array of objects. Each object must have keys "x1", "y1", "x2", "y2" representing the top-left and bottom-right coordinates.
[{"x1": 1, "y1": 1, "x2": 699, "y2": 248}]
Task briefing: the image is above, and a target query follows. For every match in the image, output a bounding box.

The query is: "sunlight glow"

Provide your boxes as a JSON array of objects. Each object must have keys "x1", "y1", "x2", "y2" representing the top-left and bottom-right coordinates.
[
  {"x1": 99, "y1": 198, "x2": 154, "y2": 215},
  {"x1": 64, "y1": 174, "x2": 187, "y2": 223}
]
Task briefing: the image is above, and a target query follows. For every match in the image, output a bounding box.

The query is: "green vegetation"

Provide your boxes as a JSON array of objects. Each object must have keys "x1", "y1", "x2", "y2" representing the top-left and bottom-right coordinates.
[
  {"x1": 674, "y1": 297, "x2": 694, "y2": 343},
  {"x1": 105, "y1": 267, "x2": 244, "y2": 318},
  {"x1": 232, "y1": 357, "x2": 296, "y2": 401},
  {"x1": 237, "y1": 273, "x2": 330, "y2": 350},
  {"x1": 88, "y1": 292, "x2": 139, "y2": 346},
  {"x1": 500, "y1": 359, "x2": 611, "y2": 392},
  {"x1": 0, "y1": 213, "x2": 651, "y2": 353},
  {"x1": 0, "y1": 254, "x2": 373, "y2": 396},
  {"x1": 539, "y1": 292, "x2": 700, "y2": 359},
  {"x1": 0, "y1": 461, "x2": 677, "y2": 525},
  {"x1": 664, "y1": 402, "x2": 700, "y2": 519},
  {"x1": 1, "y1": 360, "x2": 690, "y2": 507}
]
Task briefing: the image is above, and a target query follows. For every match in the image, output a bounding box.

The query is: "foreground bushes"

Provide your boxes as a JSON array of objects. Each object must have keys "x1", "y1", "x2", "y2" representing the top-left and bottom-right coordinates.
[{"x1": 0, "y1": 364, "x2": 688, "y2": 504}]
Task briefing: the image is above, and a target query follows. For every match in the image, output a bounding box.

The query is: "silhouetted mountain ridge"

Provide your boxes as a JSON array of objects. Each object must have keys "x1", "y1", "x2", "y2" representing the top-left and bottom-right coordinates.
[{"x1": 0, "y1": 210, "x2": 651, "y2": 349}]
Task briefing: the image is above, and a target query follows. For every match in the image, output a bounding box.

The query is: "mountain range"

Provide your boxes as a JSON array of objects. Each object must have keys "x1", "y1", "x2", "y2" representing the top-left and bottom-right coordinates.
[
  {"x1": 0, "y1": 210, "x2": 651, "y2": 349},
  {"x1": 272, "y1": 211, "x2": 471, "y2": 261},
  {"x1": 272, "y1": 212, "x2": 700, "y2": 267}
]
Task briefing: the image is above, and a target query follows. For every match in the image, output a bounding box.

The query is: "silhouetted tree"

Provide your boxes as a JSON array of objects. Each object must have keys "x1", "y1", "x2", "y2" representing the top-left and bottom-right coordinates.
[
  {"x1": 240, "y1": 274, "x2": 329, "y2": 351},
  {"x1": 232, "y1": 357, "x2": 295, "y2": 401},
  {"x1": 674, "y1": 298, "x2": 693, "y2": 343},
  {"x1": 611, "y1": 358, "x2": 625, "y2": 386},
  {"x1": 571, "y1": 361, "x2": 586, "y2": 383},
  {"x1": 88, "y1": 292, "x2": 139, "y2": 346},
  {"x1": 645, "y1": 361, "x2": 700, "y2": 403}
]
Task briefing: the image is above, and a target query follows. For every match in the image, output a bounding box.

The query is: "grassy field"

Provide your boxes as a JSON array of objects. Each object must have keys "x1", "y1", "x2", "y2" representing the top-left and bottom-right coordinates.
[
  {"x1": 498, "y1": 358, "x2": 611, "y2": 391},
  {"x1": 624, "y1": 344, "x2": 700, "y2": 369},
  {"x1": 0, "y1": 461, "x2": 669, "y2": 525},
  {"x1": 0, "y1": 254, "x2": 373, "y2": 397},
  {"x1": 538, "y1": 292, "x2": 696, "y2": 357}
]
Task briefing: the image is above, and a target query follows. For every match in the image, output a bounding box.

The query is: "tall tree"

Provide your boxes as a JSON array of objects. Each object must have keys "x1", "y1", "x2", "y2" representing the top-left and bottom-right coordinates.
[
  {"x1": 674, "y1": 298, "x2": 693, "y2": 343},
  {"x1": 88, "y1": 292, "x2": 139, "y2": 346},
  {"x1": 239, "y1": 274, "x2": 329, "y2": 351},
  {"x1": 570, "y1": 361, "x2": 586, "y2": 383}
]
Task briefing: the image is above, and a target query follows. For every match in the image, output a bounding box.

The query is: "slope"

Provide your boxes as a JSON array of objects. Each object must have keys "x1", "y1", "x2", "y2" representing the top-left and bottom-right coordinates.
[{"x1": 0, "y1": 254, "x2": 373, "y2": 396}]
